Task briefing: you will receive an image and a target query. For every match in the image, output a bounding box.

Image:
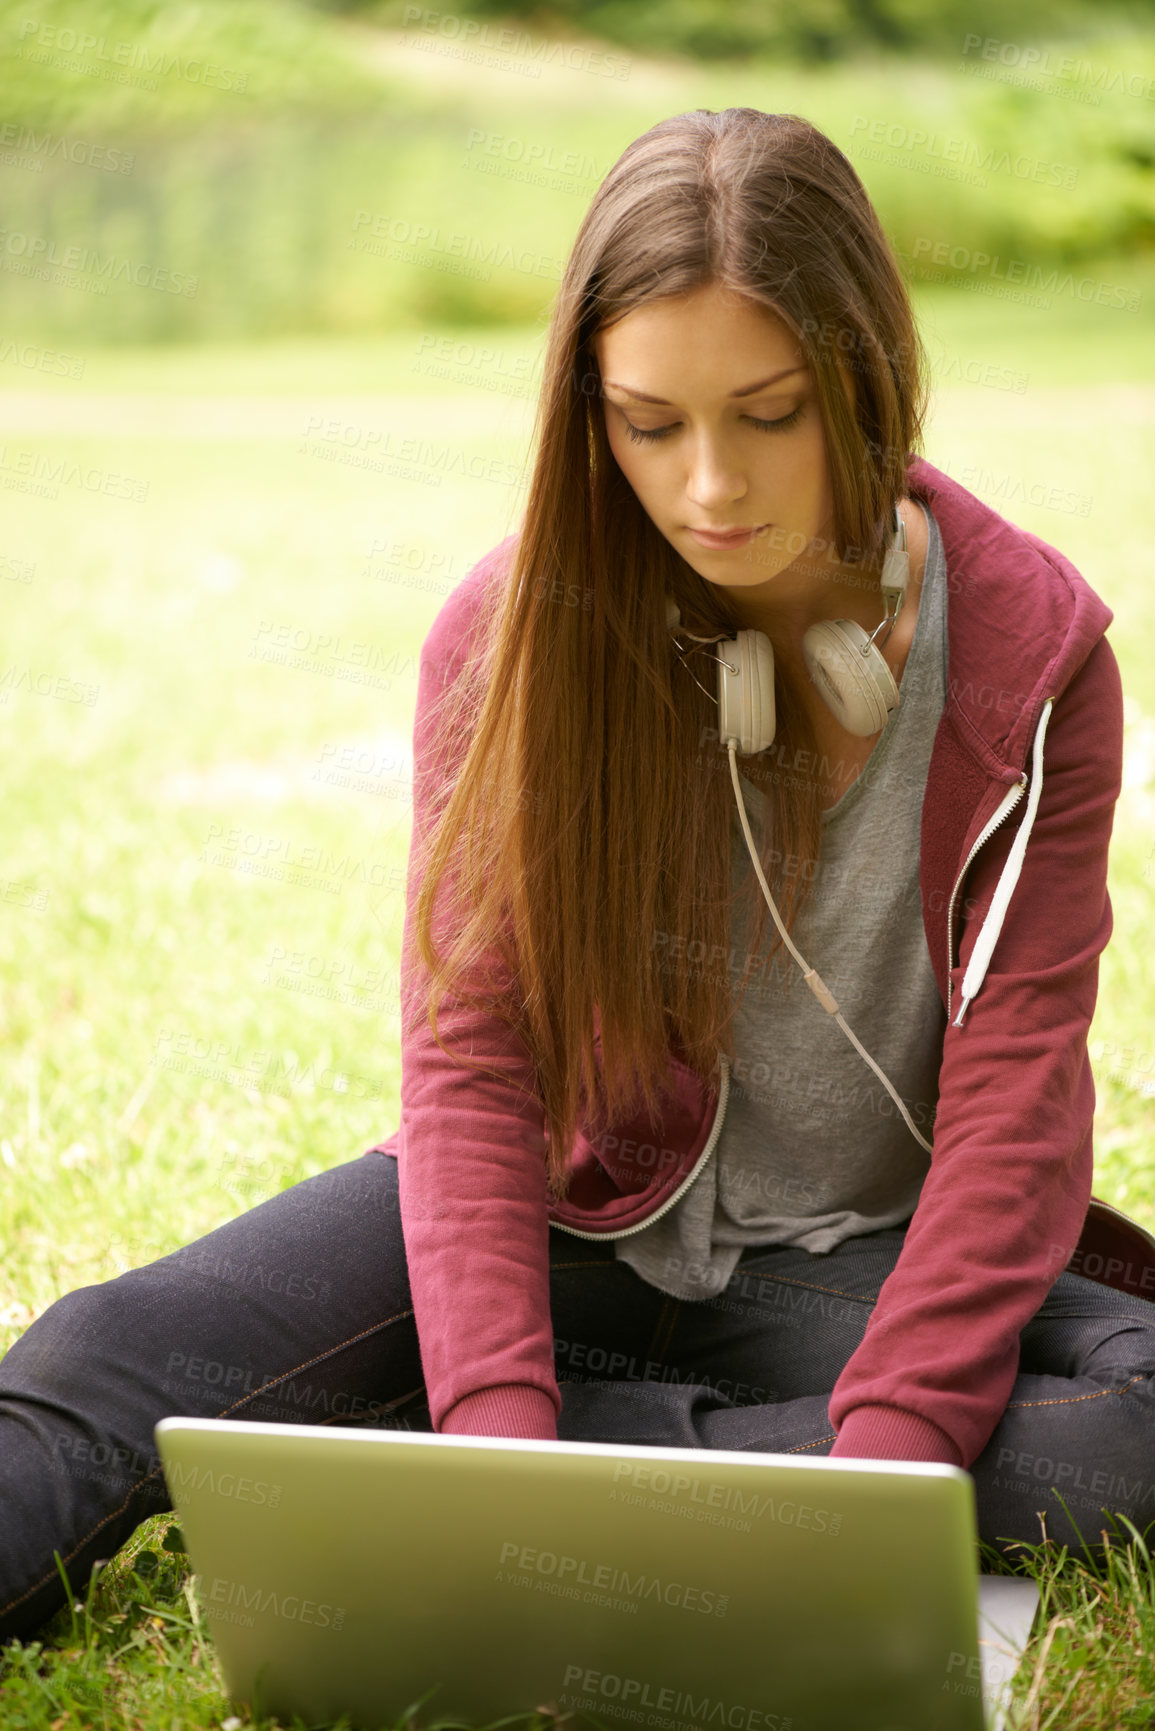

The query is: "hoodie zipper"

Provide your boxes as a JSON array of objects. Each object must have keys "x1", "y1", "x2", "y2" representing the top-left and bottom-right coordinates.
[
  {"x1": 945, "y1": 773, "x2": 1028, "y2": 1023},
  {"x1": 549, "y1": 1051, "x2": 731, "y2": 1241}
]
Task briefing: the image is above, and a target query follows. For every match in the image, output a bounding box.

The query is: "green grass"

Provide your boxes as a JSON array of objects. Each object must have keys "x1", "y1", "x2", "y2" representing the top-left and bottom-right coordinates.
[{"x1": 2, "y1": 282, "x2": 1155, "y2": 1725}]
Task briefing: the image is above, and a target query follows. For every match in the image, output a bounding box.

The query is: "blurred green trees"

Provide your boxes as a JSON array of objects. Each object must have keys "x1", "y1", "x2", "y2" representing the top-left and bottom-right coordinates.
[
  {"x1": 322, "y1": 0, "x2": 1155, "y2": 61},
  {"x1": 0, "y1": 0, "x2": 1152, "y2": 342}
]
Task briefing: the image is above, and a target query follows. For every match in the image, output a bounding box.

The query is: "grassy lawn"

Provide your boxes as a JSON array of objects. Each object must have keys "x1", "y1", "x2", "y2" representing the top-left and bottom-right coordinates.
[{"x1": 2, "y1": 281, "x2": 1155, "y2": 1725}]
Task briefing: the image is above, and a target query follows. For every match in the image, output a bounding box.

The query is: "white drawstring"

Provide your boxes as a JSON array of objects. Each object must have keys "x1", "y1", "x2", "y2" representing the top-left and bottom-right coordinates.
[
  {"x1": 727, "y1": 742, "x2": 935, "y2": 1156},
  {"x1": 952, "y1": 697, "x2": 1055, "y2": 1027}
]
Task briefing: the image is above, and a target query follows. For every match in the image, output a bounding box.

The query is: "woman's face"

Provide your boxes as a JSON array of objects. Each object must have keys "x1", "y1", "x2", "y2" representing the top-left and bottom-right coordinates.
[{"x1": 592, "y1": 280, "x2": 839, "y2": 614}]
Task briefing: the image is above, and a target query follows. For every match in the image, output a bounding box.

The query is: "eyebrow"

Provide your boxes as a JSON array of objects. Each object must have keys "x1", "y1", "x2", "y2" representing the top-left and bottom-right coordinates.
[{"x1": 602, "y1": 365, "x2": 808, "y2": 405}]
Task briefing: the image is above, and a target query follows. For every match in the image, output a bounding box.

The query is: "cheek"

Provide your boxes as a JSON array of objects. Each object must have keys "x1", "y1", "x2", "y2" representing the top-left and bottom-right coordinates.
[
  {"x1": 607, "y1": 424, "x2": 662, "y2": 506},
  {"x1": 758, "y1": 424, "x2": 828, "y2": 512},
  {"x1": 802, "y1": 417, "x2": 832, "y2": 492}
]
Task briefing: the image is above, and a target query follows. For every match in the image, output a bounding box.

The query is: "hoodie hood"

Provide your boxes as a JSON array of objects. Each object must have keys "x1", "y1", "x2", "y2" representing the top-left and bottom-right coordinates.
[{"x1": 904, "y1": 455, "x2": 1111, "y2": 1022}]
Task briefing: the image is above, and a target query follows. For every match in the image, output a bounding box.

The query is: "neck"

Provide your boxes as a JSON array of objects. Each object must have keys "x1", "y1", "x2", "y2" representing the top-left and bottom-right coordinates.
[{"x1": 719, "y1": 534, "x2": 891, "y2": 654}]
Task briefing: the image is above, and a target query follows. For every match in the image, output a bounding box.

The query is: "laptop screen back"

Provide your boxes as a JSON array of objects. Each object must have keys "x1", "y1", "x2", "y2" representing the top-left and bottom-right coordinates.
[{"x1": 156, "y1": 1418, "x2": 989, "y2": 1731}]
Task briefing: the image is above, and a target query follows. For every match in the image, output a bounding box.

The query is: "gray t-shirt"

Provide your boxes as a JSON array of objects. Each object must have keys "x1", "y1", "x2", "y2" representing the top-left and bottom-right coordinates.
[{"x1": 615, "y1": 501, "x2": 949, "y2": 1301}]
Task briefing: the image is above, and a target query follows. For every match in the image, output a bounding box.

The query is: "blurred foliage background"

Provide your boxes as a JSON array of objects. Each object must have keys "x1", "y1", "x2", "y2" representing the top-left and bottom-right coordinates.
[
  {"x1": 352, "y1": 0, "x2": 1155, "y2": 60},
  {"x1": 1, "y1": 0, "x2": 1154, "y2": 340}
]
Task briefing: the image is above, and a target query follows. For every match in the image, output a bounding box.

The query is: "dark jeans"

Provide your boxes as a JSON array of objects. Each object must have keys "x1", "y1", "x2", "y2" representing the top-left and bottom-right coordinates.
[{"x1": 3, "y1": 1148, "x2": 1155, "y2": 1645}]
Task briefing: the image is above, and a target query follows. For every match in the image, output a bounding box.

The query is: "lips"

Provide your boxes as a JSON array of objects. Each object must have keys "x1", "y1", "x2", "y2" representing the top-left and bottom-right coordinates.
[{"x1": 685, "y1": 523, "x2": 767, "y2": 549}]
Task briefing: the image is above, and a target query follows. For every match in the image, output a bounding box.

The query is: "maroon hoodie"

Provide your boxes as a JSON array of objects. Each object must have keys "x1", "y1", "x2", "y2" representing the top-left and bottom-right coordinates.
[{"x1": 370, "y1": 453, "x2": 1127, "y2": 1469}]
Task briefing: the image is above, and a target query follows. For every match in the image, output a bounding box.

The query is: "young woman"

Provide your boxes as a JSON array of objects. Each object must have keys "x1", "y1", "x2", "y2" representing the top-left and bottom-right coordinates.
[{"x1": 3, "y1": 106, "x2": 1154, "y2": 1646}]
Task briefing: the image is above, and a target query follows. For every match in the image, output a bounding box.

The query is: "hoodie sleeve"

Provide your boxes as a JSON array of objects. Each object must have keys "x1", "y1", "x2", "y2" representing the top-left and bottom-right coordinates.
[
  {"x1": 397, "y1": 539, "x2": 562, "y2": 1439},
  {"x1": 827, "y1": 630, "x2": 1125, "y2": 1467}
]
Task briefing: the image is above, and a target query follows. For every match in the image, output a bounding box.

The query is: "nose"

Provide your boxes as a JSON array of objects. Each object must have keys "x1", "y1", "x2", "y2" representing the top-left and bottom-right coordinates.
[{"x1": 684, "y1": 432, "x2": 747, "y2": 513}]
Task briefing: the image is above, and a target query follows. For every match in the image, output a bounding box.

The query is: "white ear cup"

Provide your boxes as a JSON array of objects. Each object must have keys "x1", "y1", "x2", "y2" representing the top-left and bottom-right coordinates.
[
  {"x1": 717, "y1": 628, "x2": 776, "y2": 755},
  {"x1": 801, "y1": 619, "x2": 900, "y2": 738}
]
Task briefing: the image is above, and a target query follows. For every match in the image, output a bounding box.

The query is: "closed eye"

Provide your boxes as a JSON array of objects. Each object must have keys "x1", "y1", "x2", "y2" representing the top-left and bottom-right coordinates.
[{"x1": 622, "y1": 405, "x2": 804, "y2": 445}]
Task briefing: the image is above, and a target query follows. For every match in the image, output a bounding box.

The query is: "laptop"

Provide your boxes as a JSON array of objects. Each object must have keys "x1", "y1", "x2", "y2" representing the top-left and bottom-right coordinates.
[{"x1": 155, "y1": 1417, "x2": 1040, "y2": 1731}]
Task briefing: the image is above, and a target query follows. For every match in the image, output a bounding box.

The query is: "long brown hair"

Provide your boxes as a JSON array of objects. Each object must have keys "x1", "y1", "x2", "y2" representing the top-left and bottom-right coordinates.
[{"x1": 410, "y1": 107, "x2": 930, "y2": 1200}]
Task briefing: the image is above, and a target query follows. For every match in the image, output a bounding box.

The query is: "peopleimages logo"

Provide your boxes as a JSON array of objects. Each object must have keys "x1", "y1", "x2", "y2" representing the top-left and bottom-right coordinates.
[
  {"x1": 909, "y1": 237, "x2": 1139, "y2": 311},
  {"x1": 206, "y1": 1577, "x2": 345, "y2": 1629},
  {"x1": 497, "y1": 1541, "x2": 729, "y2": 1617},
  {"x1": 558, "y1": 1664, "x2": 791, "y2": 1731},
  {"x1": 166, "y1": 1459, "x2": 281, "y2": 1508},
  {"x1": 611, "y1": 1461, "x2": 843, "y2": 1536}
]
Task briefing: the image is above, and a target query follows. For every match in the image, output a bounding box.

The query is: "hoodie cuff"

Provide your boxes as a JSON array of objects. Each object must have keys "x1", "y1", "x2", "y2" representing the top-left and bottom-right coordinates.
[
  {"x1": 438, "y1": 1384, "x2": 559, "y2": 1440},
  {"x1": 829, "y1": 1404, "x2": 963, "y2": 1466}
]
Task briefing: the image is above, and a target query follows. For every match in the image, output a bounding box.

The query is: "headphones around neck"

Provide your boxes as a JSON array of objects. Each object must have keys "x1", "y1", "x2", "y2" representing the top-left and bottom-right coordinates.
[
  {"x1": 663, "y1": 502, "x2": 933, "y2": 1156},
  {"x1": 666, "y1": 504, "x2": 910, "y2": 753}
]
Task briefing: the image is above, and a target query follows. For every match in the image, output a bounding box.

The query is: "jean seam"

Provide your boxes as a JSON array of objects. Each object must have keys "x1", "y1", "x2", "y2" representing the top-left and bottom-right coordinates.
[
  {"x1": 549, "y1": 1258, "x2": 623, "y2": 1271},
  {"x1": 737, "y1": 1273, "x2": 876, "y2": 1305},
  {"x1": 1004, "y1": 1373, "x2": 1149, "y2": 1410},
  {"x1": 650, "y1": 1295, "x2": 682, "y2": 1363},
  {"x1": 785, "y1": 1433, "x2": 837, "y2": 1453},
  {"x1": 0, "y1": 1307, "x2": 414, "y2": 1623},
  {"x1": 315, "y1": 1383, "x2": 426, "y2": 1426}
]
